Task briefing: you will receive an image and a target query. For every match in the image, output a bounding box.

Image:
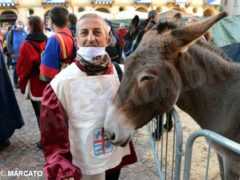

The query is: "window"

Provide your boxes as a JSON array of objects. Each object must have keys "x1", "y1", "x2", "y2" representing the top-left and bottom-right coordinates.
[
  {"x1": 29, "y1": 9, "x2": 34, "y2": 15},
  {"x1": 175, "y1": 0, "x2": 188, "y2": 6},
  {"x1": 46, "y1": 0, "x2": 66, "y2": 4},
  {"x1": 224, "y1": 0, "x2": 228, "y2": 6},
  {"x1": 135, "y1": 0, "x2": 151, "y2": 4},
  {"x1": 93, "y1": 0, "x2": 112, "y2": 4},
  {"x1": 208, "y1": 0, "x2": 221, "y2": 5},
  {"x1": 234, "y1": 0, "x2": 240, "y2": 6},
  {"x1": 78, "y1": 7, "x2": 84, "y2": 12}
]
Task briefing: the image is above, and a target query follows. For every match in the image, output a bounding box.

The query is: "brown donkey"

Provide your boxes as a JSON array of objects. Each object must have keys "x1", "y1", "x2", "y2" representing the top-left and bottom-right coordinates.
[{"x1": 104, "y1": 12, "x2": 240, "y2": 179}]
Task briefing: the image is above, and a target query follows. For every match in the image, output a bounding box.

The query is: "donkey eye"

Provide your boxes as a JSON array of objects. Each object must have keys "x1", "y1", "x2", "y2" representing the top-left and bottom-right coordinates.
[{"x1": 140, "y1": 76, "x2": 155, "y2": 83}]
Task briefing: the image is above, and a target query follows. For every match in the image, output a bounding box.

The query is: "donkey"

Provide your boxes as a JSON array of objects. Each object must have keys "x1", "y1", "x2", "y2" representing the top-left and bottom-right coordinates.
[
  {"x1": 104, "y1": 12, "x2": 240, "y2": 179},
  {"x1": 123, "y1": 15, "x2": 153, "y2": 57}
]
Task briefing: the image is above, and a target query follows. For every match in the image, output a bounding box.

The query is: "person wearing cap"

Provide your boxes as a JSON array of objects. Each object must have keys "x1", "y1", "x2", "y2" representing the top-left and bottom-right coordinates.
[{"x1": 40, "y1": 13, "x2": 137, "y2": 180}]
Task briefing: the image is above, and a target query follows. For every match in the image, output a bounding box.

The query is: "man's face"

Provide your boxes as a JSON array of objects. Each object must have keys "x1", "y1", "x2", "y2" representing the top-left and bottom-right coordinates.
[
  {"x1": 47, "y1": 18, "x2": 54, "y2": 31},
  {"x1": 16, "y1": 20, "x2": 24, "y2": 30},
  {"x1": 18, "y1": 20, "x2": 23, "y2": 26},
  {"x1": 77, "y1": 17, "x2": 110, "y2": 47}
]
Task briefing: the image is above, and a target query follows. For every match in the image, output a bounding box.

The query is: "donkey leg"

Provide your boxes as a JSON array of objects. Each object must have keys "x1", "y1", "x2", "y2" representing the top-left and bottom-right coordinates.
[
  {"x1": 163, "y1": 112, "x2": 173, "y2": 132},
  {"x1": 152, "y1": 114, "x2": 163, "y2": 140},
  {"x1": 223, "y1": 159, "x2": 239, "y2": 180},
  {"x1": 217, "y1": 154, "x2": 224, "y2": 180}
]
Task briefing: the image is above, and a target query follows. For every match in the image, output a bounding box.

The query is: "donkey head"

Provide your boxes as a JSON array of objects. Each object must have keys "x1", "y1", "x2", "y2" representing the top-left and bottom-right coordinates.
[
  {"x1": 104, "y1": 12, "x2": 227, "y2": 146},
  {"x1": 124, "y1": 15, "x2": 154, "y2": 57}
]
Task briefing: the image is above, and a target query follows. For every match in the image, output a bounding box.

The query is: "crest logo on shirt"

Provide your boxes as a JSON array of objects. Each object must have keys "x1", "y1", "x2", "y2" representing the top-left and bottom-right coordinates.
[{"x1": 93, "y1": 127, "x2": 113, "y2": 156}]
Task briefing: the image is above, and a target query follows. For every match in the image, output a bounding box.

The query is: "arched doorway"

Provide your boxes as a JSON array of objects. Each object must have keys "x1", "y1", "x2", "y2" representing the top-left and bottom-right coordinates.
[
  {"x1": 95, "y1": 7, "x2": 110, "y2": 13},
  {"x1": 203, "y1": 8, "x2": 215, "y2": 17},
  {"x1": 156, "y1": 6, "x2": 162, "y2": 13},
  {"x1": 0, "y1": 11, "x2": 17, "y2": 27},
  {"x1": 136, "y1": 7, "x2": 148, "y2": 12}
]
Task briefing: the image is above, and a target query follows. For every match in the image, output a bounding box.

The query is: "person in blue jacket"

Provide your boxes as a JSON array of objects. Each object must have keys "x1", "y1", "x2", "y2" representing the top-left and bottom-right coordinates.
[{"x1": 7, "y1": 19, "x2": 27, "y2": 89}]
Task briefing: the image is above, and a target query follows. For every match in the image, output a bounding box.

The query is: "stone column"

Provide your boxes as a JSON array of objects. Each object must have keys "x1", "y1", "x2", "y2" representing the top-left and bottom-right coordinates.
[
  {"x1": 232, "y1": 0, "x2": 240, "y2": 15},
  {"x1": 224, "y1": 0, "x2": 234, "y2": 15}
]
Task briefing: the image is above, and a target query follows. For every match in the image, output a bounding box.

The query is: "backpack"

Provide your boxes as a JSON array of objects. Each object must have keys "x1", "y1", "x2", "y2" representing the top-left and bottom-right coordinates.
[
  {"x1": 56, "y1": 32, "x2": 77, "y2": 71},
  {"x1": 3, "y1": 46, "x2": 10, "y2": 57},
  {"x1": 112, "y1": 62, "x2": 123, "y2": 82},
  {"x1": 26, "y1": 40, "x2": 47, "y2": 74}
]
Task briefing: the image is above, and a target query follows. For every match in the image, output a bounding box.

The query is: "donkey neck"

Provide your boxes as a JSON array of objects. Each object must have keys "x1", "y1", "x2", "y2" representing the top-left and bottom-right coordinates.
[
  {"x1": 176, "y1": 43, "x2": 240, "y2": 134},
  {"x1": 176, "y1": 43, "x2": 240, "y2": 92}
]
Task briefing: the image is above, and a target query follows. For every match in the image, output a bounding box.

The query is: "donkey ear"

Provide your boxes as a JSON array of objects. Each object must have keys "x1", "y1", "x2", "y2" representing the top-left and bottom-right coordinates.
[
  {"x1": 140, "y1": 15, "x2": 153, "y2": 30},
  {"x1": 171, "y1": 12, "x2": 227, "y2": 53},
  {"x1": 171, "y1": 13, "x2": 182, "y2": 26},
  {"x1": 129, "y1": 15, "x2": 140, "y2": 36}
]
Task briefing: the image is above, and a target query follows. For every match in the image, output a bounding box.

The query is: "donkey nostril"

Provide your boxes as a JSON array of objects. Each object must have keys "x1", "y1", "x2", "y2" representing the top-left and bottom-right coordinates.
[
  {"x1": 111, "y1": 133, "x2": 115, "y2": 140},
  {"x1": 105, "y1": 130, "x2": 115, "y2": 140}
]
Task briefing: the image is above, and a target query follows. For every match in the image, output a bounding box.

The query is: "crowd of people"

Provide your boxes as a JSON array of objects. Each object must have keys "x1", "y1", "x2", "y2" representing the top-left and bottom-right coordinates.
[{"x1": 0, "y1": 6, "x2": 159, "y2": 180}]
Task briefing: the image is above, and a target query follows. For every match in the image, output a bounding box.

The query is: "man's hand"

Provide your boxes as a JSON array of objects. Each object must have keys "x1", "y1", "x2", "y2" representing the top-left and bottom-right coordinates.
[
  {"x1": 64, "y1": 177, "x2": 74, "y2": 180},
  {"x1": 10, "y1": 54, "x2": 15, "y2": 58}
]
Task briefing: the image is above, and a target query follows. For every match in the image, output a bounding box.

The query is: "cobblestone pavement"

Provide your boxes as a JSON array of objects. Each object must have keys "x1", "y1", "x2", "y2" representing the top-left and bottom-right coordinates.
[{"x1": 0, "y1": 69, "x2": 159, "y2": 180}]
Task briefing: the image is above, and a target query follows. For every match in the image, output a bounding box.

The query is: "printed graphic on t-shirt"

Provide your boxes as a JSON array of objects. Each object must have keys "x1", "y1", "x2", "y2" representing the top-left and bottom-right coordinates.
[{"x1": 93, "y1": 128, "x2": 113, "y2": 157}]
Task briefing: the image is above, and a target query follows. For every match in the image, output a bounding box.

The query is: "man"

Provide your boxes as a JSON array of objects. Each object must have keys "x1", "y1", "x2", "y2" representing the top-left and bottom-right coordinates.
[
  {"x1": 105, "y1": 19, "x2": 122, "y2": 64},
  {"x1": 7, "y1": 19, "x2": 27, "y2": 88},
  {"x1": 67, "y1": 13, "x2": 77, "y2": 37},
  {"x1": 2, "y1": 26, "x2": 12, "y2": 69},
  {"x1": 40, "y1": 13, "x2": 137, "y2": 180},
  {"x1": 40, "y1": 6, "x2": 75, "y2": 82},
  {"x1": 116, "y1": 23, "x2": 128, "y2": 51}
]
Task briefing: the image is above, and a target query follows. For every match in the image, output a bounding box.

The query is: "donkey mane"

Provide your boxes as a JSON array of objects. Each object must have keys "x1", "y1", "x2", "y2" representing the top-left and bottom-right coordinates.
[
  {"x1": 157, "y1": 22, "x2": 178, "y2": 34},
  {"x1": 197, "y1": 40, "x2": 233, "y2": 62}
]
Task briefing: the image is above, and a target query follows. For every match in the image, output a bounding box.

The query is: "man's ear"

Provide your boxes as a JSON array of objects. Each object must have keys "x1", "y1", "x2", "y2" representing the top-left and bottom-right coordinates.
[{"x1": 106, "y1": 36, "x2": 111, "y2": 46}]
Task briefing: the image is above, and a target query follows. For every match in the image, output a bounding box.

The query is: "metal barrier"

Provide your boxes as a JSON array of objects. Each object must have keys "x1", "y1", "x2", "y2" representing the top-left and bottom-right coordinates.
[
  {"x1": 146, "y1": 108, "x2": 184, "y2": 180},
  {"x1": 183, "y1": 129, "x2": 240, "y2": 180},
  {"x1": 147, "y1": 110, "x2": 240, "y2": 180}
]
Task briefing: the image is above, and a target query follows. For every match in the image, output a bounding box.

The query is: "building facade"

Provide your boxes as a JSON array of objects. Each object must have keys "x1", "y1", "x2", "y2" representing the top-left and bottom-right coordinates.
[
  {"x1": 223, "y1": 0, "x2": 240, "y2": 15},
  {"x1": 0, "y1": 0, "x2": 223, "y2": 27}
]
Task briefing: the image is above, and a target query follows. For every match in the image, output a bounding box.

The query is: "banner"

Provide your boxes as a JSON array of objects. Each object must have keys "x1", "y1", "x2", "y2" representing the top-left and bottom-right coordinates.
[
  {"x1": 208, "y1": 0, "x2": 221, "y2": 5},
  {"x1": 0, "y1": 0, "x2": 13, "y2": 2},
  {"x1": 136, "y1": 0, "x2": 152, "y2": 4},
  {"x1": 0, "y1": 0, "x2": 14, "y2": 6},
  {"x1": 94, "y1": 0, "x2": 112, "y2": 3},
  {"x1": 46, "y1": 0, "x2": 65, "y2": 3},
  {"x1": 175, "y1": 0, "x2": 188, "y2": 3}
]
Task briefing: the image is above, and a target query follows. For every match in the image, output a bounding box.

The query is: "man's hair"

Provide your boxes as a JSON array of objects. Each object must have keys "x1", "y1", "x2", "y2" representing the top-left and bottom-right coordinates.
[
  {"x1": 68, "y1": 13, "x2": 77, "y2": 26},
  {"x1": 119, "y1": 23, "x2": 125, "y2": 28},
  {"x1": 28, "y1": 16, "x2": 43, "y2": 33},
  {"x1": 15, "y1": 18, "x2": 23, "y2": 25},
  {"x1": 49, "y1": 6, "x2": 68, "y2": 28},
  {"x1": 77, "y1": 13, "x2": 110, "y2": 35}
]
